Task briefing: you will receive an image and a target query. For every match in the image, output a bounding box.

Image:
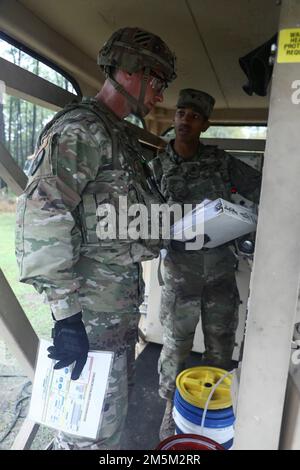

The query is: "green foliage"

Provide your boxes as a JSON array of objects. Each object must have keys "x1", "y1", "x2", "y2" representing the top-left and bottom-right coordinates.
[
  {"x1": 0, "y1": 38, "x2": 75, "y2": 179},
  {"x1": 2, "y1": 94, "x2": 56, "y2": 170},
  {"x1": 203, "y1": 125, "x2": 267, "y2": 139},
  {"x1": 0, "y1": 38, "x2": 76, "y2": 92}
]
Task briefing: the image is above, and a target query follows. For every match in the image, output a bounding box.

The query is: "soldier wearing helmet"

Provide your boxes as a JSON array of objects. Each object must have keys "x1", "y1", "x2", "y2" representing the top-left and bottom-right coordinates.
[
  {"x1": 98, "y1": 27, "x2": 176, "y2": 117},
  {"x1": 15, "y1": 27, "x2": 176, "y2": 450},
  {"x1": 151, "y1": 88, "x2": 261, "y2": 440}
]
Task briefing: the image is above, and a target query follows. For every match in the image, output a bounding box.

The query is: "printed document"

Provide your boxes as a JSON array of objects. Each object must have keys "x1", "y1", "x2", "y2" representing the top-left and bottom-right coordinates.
[
  {"x1": 28, "y1": 339, "x2": 113, "y2": 439},
  {"x1": 171, "y1": 198, "x2": 257, "y2": 248},
  {"x1": 172, "y1": 198, "x2": 211, "y2": 241}
]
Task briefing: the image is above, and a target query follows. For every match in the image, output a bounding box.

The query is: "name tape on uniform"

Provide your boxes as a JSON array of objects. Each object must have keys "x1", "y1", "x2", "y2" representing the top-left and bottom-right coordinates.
[{"x1": 278, "y1": 29, "x2": 300, "y2": 63}]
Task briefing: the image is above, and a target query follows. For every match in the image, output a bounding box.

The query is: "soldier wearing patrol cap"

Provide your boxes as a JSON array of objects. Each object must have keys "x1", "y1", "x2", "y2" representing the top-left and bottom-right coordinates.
[
  {"x1": 151, "y1": 88, "x2": 261, "y2": 440},
  {"x1": 15, "y1": 27, "x2": 176, "y2": 450},
  {"x1": 176, "y1": 88, "x2": 215, "y2": 119}
]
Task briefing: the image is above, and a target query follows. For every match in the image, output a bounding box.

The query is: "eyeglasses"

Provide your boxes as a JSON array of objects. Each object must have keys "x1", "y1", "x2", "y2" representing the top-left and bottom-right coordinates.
[{"x1": 149, "y1": 71, "x2": 168, "y2": 94}]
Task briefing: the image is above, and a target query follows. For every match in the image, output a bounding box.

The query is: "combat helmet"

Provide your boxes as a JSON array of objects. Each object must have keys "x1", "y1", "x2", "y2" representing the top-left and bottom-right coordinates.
[
  {"x1": 98, "y1": 27, "x2": 177, "y2": 83},
  {"x1": 97, "y1": 27, "x2": 176, "y2": 117}
]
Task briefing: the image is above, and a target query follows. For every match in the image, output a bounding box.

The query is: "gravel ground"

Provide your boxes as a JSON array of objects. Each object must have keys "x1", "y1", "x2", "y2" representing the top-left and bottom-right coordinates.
[{"x1": 0, "y1": 342, "x2": 56, "y2": 450}]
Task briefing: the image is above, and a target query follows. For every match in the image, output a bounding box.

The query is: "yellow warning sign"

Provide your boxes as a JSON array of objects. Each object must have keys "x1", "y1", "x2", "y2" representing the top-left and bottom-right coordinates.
[{"x1": 278, "y1": 29, "x2": 300, "y2": 63}]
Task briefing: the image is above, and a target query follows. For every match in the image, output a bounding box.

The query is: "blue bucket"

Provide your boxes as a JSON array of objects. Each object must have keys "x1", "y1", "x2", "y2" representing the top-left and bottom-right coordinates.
[
  {"x1": 174, "y1": 385, "x2": 235, "y2": 449},
  {"x1": 174, "y1": 389, "x2": 235, "y2": 428}
]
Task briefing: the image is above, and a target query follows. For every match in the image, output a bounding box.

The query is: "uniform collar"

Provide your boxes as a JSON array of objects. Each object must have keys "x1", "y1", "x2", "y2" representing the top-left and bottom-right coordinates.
[
  {"x1": 81, "y1": 97, "x2": 121, "y2": 122},
  {"x1": 167, "y1": 139, "x2": 205, "y2": 164}
]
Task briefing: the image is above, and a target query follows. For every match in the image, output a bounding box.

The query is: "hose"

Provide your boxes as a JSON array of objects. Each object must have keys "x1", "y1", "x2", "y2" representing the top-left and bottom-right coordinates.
[{"x1": 200, "y1": 369, "x2": 234, "y2": 434}]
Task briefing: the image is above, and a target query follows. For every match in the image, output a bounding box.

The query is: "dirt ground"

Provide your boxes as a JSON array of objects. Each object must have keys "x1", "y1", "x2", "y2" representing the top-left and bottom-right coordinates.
[{"x1": 0, "y1": 341, "x2": 56, "y2": 450}]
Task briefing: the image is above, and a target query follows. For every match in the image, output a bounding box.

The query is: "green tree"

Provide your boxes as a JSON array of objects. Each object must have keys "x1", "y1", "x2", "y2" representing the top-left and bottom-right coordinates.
[{"x1": 1, "y1": 38, "x2": 74, "y2": 185}]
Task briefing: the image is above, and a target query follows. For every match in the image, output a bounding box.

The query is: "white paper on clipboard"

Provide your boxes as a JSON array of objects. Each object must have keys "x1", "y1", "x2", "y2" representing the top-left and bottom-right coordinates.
[{"x1": 28, "y1": 339, "x2": 113, "y2": 439}]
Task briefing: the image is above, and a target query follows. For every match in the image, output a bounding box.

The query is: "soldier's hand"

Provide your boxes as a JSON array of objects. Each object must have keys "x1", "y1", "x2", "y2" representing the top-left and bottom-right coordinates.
[
  {"x1": 203, "y1": 234, "x2": 211, "y2": 245},
  {"x1": 170, "y1": 234, "x2": 211, "y2": 251},
  {"x1": 47, "y1": 312, "x2": 89, "y2": 380}
]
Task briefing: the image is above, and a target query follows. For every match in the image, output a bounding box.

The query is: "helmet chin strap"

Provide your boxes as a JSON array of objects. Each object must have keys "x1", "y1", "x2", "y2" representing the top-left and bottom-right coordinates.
[{"x1": 108, "y1": 67, "x2": 151, "y2": 118}]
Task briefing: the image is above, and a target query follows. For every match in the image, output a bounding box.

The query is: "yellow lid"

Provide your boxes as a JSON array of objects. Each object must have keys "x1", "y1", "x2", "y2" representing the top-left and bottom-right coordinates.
[{"x1": 176, "y1": 366, "x2": 232, "y2": 410}]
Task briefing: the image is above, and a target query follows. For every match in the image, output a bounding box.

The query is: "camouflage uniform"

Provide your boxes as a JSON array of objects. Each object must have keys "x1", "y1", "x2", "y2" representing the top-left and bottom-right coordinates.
[
  {"x1": 152, "y1": 138, "x2": 261, "y2": 401},
  {"x1": 15, "y1": 24, "x2": 177, "y2": 448},
  {"x1": 15, "y1": 97, "x2": 164, "y2": 449}
]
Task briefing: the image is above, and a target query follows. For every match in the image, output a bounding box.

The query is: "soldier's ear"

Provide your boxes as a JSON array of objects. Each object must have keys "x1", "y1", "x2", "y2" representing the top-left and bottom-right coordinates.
[{"x1": 202, "y1": 120, "x2": 210, "y2": 132}]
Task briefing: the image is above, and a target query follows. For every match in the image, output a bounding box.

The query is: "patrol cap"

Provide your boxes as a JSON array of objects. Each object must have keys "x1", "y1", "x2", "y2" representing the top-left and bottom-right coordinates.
[{"x1": 177, "y1": 88, "x2": 215, "y2": 119}]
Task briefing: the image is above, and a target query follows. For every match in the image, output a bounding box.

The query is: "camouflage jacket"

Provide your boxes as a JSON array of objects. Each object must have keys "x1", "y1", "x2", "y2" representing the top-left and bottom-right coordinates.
[
  {"x1": 15, "y1": 98, "x2": 163, "y2": 320},
  {"x1": 151, "y1": 141, "x2": 261, "y2": 266},
  {"x1": 151, "y1": 140, "x2": 261, "y2": 206}
]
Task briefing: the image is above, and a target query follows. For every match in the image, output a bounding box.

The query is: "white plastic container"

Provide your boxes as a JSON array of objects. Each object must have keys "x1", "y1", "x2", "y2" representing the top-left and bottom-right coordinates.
[{"x1": 173, "y1": 407, "x2": 234, "y2": 445}]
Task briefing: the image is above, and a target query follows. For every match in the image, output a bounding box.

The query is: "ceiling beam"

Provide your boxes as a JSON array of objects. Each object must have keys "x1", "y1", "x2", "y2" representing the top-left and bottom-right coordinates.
[
  {"x1": 146, "y1": 107, "x2": 268, "y2": 127},
  {"x1": 185, "y1": 0, "x2": 229, "y2": 108}
]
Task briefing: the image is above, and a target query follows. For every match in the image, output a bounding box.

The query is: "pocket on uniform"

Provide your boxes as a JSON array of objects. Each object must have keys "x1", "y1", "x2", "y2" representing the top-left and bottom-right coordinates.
[
  {"x1": 81, "y1": 192, "x2": 101, "y2": 244},
  {"x1": 81, "y1": 171, "x2": 129, "y2": 246},
  {"x1": 205, "y1": 246, "x2": 236, "y2": 278},
  {"x1": 18, "y1": 178, "x2": 77, "y2": 281}
]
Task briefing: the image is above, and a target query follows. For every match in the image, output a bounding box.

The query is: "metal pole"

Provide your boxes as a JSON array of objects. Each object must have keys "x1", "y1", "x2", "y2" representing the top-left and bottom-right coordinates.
[{"x1": 234, "y1": 0, "x2": 300, "y2": 450}]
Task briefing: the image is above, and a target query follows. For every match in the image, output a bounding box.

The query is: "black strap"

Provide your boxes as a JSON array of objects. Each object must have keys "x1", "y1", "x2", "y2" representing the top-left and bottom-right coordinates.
[
  {"x1": 108, "y1": 76, "x2": 149, "y2": 118},
  {"x1": 157, "y1": 250, "x2": 165, "y2": 286}
]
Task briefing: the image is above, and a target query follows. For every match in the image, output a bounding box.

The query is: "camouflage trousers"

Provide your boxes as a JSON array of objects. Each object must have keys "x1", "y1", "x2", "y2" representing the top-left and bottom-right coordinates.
[
  {"x1": 53, "y1": 307, "x2": 140, "y2": 450},
  {"x1": 158, "y1": 253, "x2": 239, "y2": 400}
]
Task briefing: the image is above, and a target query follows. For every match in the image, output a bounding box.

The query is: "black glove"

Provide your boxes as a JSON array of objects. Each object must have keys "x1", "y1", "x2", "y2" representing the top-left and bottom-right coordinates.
[
  {"x1": 47, "y1": 312, "x2": 89, "y2": 380},
  {"x1": 170, "y1": 239, "x2": 186, "y2": 252}
]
